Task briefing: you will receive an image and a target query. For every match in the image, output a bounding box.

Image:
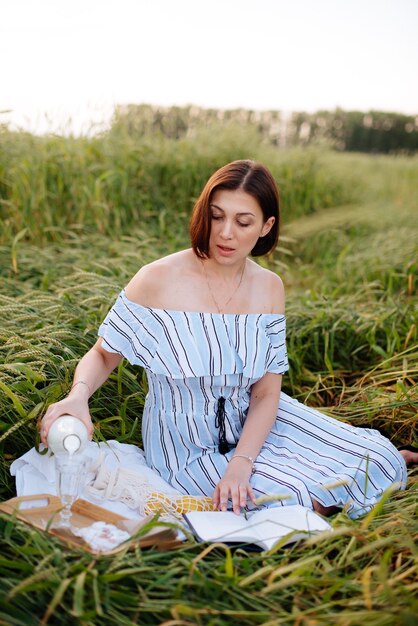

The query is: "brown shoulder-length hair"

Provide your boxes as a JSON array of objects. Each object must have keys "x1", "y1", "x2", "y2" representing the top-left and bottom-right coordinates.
[{"x1": 189, "y1": 160, "x2": 280, "y2": 258}]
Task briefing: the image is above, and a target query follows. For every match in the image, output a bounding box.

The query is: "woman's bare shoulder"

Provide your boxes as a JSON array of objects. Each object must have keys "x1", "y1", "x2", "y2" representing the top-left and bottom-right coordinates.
[
  {"x1": 124, "y1": 249, "x2": 194, "y2": 307},
  {"x1": 247, "y1": 260, "x2": 285, "y2": 314}
]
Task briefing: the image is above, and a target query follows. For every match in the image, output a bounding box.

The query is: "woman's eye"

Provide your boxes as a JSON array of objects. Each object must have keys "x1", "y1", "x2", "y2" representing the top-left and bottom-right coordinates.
[
  {"x1": 238, "y1": 222, "x2": 250, "y2": 228},
  {"x1": 211, "y1": 215, "x2": 223, "y2": 221}
]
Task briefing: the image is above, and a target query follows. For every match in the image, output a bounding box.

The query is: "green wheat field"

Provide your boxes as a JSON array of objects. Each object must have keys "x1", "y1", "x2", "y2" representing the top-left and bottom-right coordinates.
[{"x1": 0, "y1": 122, "x2": 417, "y2": 625}]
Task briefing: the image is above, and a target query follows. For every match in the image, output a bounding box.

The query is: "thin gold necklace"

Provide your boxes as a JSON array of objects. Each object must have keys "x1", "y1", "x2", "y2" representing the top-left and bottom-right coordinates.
[{"x1": 201, "y1": 260, "x2": 246, "y2": 314}]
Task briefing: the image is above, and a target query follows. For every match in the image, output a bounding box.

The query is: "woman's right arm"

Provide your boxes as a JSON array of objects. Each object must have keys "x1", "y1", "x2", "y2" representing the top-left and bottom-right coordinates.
[{"x1": 40, "y1": 339, "x2": 123, "y2": 446}]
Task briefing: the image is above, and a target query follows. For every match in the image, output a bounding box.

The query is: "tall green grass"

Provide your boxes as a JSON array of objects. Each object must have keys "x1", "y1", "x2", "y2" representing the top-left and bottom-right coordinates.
[
  {"x1": 1, "y1": 486, "x2": 416, "y2": 626},
  {"x1": 0, "y1": 135, "x2": 417, "y2": 625},
  {"x1": 0, "y1": 126, "x2": 359, "y2": 245}
]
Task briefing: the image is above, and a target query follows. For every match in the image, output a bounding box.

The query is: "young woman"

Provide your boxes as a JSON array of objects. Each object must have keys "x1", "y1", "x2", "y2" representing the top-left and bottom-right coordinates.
[{"x1": 40, "y1": 160, "x2": 416, "y2": 518}]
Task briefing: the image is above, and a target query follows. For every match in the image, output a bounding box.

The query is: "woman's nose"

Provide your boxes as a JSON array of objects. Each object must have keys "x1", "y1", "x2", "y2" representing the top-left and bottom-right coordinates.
[{"x1": 220, "y1": 221, "x2": 233, "y2": 239}]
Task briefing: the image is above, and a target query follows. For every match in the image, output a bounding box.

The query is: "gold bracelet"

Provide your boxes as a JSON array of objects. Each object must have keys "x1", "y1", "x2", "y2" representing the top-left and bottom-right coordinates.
[
  {"x1": 71, "y1": 380, "x2": 92, "y2": 396},
  {"x1": 229, "y1": 454, "x2": 256, "y2": 473}
]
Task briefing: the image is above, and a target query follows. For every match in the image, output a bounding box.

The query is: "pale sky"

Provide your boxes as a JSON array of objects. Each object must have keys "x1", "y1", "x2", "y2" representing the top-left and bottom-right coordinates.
[{"x1": 2, "y1": 0, "x2": 417, "y2": 134}]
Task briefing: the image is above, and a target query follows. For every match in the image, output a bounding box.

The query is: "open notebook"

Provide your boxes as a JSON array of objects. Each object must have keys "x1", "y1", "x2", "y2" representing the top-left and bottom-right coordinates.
[{"x1": 184, "y1": 504, "x2": 332, "y2": 550}]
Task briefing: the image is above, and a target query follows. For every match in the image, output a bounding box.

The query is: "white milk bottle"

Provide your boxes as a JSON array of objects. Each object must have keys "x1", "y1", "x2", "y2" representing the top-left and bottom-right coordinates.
[{"x1": 47, "y1": 414, "x2": 88, "y2": 456}]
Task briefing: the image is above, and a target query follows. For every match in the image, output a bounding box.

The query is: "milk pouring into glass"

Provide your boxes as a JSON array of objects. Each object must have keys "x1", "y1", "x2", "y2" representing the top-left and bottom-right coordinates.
[{"x1": 47, "y1": 415, "x2": 89, "y2": 528}]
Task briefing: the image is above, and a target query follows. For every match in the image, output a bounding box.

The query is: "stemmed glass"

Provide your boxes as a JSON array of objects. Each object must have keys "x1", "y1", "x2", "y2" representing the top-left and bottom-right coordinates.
[{"x1": 55, "y1": 455, "x2": 87, "y2": 529}]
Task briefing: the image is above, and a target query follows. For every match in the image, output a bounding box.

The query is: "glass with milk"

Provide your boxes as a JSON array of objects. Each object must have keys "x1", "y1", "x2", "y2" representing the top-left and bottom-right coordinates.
[{"x1": 48, "y1": 415, "x2": 89, "y2": 528}]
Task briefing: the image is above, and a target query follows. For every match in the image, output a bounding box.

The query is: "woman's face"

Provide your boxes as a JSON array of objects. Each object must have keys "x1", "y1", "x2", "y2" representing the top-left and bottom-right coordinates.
[{"x1": 208, "y1": 188, "x2": 275, "y2": 264}]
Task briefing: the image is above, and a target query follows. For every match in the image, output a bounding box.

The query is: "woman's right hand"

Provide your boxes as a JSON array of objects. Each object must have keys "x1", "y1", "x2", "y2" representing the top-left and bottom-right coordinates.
[{"x1": 40, "y1": 390, "x2": 94, "y2": 447}]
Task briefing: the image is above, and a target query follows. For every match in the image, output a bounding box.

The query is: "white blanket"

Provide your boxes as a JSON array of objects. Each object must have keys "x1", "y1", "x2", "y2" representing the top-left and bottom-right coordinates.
[{"x1": 10, "y1": 440, "x2": 181, "y2": 520}]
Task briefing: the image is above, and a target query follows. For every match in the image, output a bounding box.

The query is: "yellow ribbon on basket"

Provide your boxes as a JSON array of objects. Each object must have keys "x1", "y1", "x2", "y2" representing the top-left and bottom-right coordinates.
[{"x1": 144, "y1": 492, "x2": 215, "y2": 517}]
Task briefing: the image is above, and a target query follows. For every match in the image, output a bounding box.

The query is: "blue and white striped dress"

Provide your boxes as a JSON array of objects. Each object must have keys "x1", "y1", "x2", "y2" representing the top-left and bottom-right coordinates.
[{"x1": 98, "y1": 290, "x2": 407, "y2": 519}]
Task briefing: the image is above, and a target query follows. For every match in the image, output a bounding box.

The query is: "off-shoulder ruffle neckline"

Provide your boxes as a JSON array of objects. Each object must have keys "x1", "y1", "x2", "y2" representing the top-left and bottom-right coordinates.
[{"x1": 98, "y1": 290, "x2": 289, "y2": 378}]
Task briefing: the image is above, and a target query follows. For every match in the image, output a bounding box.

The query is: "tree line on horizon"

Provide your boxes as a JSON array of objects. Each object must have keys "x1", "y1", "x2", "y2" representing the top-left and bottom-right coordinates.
[{"x1": 110, "y1": 104, "x2": 418, "y2": 154}]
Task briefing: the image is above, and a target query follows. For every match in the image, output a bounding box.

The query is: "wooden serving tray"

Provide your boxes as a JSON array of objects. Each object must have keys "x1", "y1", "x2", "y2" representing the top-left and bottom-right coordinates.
[{"x1": 0, "y1": 494, "x2": 180, "y2": 555}]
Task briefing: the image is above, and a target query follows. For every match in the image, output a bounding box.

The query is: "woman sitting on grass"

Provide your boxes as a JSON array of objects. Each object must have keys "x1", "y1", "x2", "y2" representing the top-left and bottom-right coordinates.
[{"x1": 40, "y1": 160, "x2": 417, "y2": 518}]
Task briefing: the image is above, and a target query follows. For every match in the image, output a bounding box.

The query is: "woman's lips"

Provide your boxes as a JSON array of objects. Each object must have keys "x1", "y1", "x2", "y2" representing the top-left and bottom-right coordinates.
[{"x1": 217, "y1": 245, "x2": 235, "y2": 255}]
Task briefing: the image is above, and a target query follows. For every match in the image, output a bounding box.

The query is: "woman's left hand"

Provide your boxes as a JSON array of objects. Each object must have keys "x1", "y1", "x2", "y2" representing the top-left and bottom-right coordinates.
[{"x1": 212, "y1": 459, "x2": 256, "y2": 514}]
